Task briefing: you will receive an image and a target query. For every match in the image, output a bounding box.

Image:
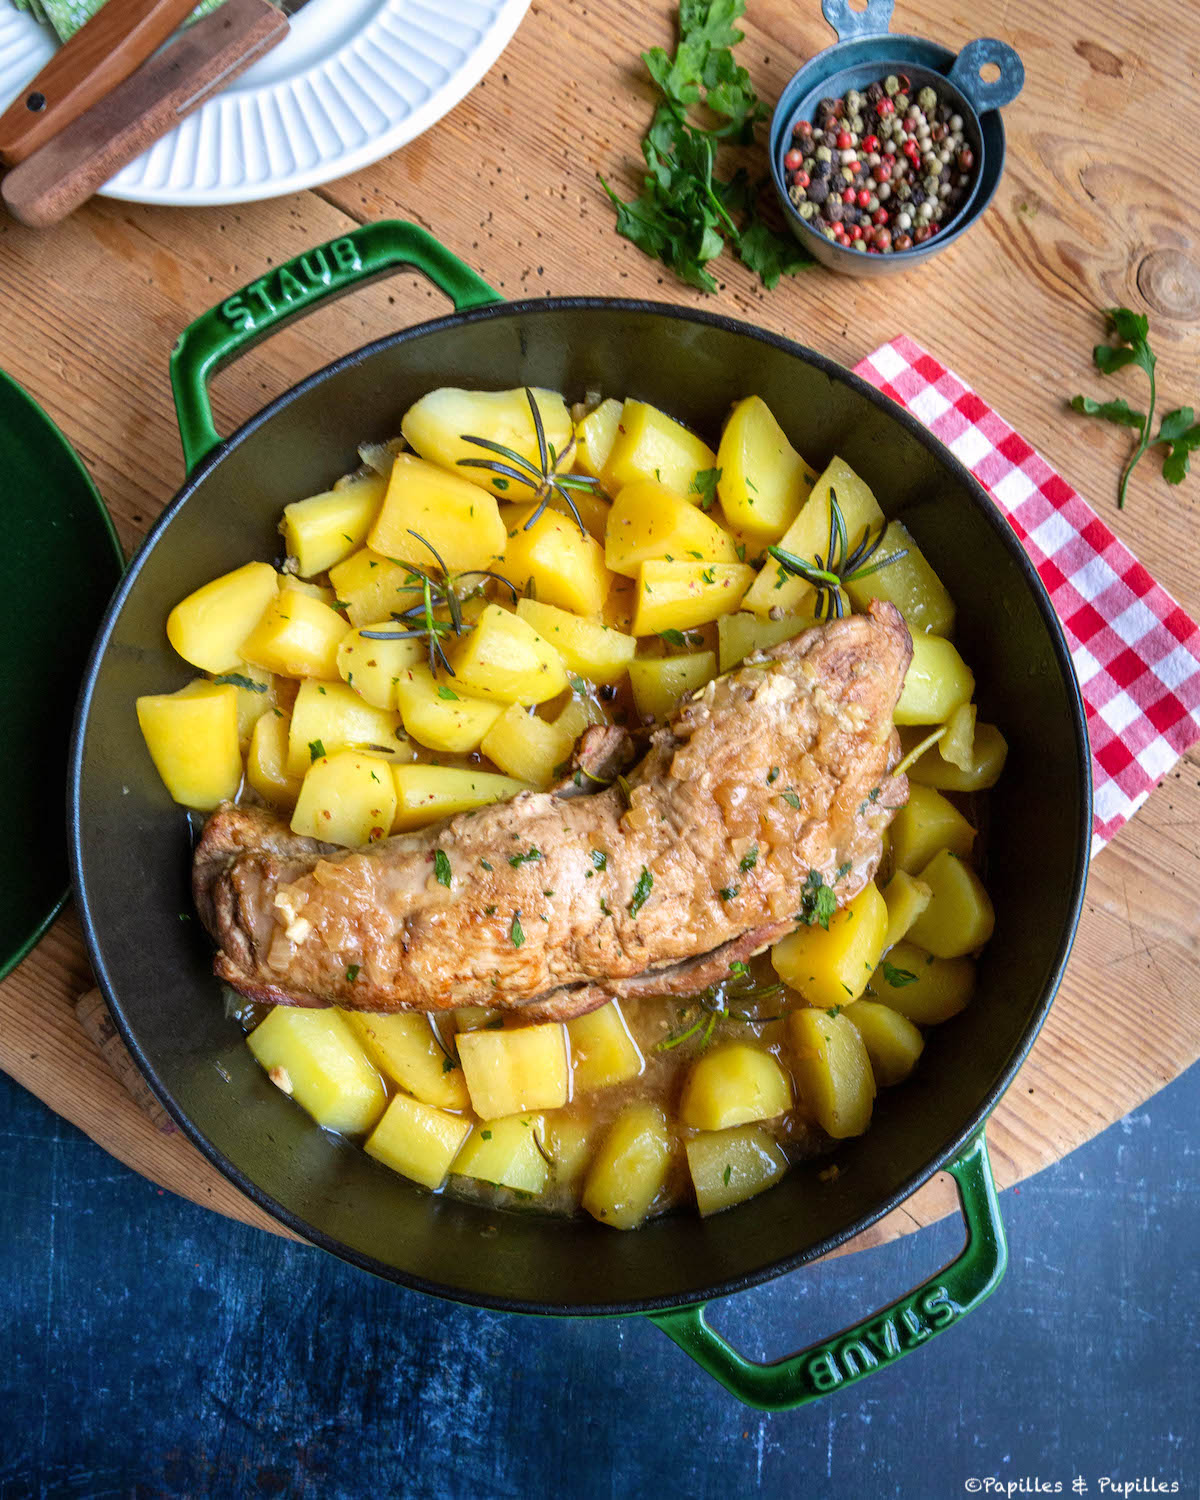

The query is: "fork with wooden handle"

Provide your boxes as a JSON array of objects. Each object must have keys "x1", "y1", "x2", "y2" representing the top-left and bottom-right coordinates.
[{"x1": 1, "y1": 0, "x2": 289, "y2": 227}]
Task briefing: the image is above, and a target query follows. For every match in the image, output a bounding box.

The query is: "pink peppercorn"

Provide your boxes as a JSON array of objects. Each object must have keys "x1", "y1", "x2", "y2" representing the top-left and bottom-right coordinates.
[
  {"x1": 784, "y1": 148, "x2": 804, "y2": 170},
  {"x1": 842, "y1": 186, "x2": 856, "y2": 204}
]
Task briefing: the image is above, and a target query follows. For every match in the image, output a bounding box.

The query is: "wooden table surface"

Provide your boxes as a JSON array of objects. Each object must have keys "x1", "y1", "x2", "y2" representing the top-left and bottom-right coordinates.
[{"x1": 0, "y1": 0, "x2": 1196, "y2": 1250}]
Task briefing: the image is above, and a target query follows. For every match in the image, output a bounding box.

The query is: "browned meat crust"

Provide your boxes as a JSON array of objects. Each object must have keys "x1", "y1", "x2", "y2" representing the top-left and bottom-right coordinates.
[{"x1": 194, "y1": 602, "x2": 912, "y2": 1020}]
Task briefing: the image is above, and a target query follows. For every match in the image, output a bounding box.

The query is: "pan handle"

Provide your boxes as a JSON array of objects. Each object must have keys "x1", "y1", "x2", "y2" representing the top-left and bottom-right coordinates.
[
  {"x1": 647, "y1": 1130, "x2": 1006, "y2": 1411},
  {"x1": 169, "y1": 220, "x2": 502, "y2": 475},
  {"x1": 820, "y1": 0, "x2": 895, "y2": 42}
]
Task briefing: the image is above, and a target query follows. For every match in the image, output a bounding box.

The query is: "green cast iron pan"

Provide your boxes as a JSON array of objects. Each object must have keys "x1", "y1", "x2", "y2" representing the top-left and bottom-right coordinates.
[
  {"x1": 68, "y1": 223, "x2": 1091, "y2": 1410},
  {"x1": 0, "y1": 372, "x2": 122, "y2": 981}
]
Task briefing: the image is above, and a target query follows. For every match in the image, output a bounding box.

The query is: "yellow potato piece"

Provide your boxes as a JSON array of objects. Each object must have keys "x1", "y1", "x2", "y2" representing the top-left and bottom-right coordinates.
[
  {"x1": 716, "y1": 396, "x2": 816, "y2": 542},
  {"x1": 742, "y1": 455, "x2": 885, "y2": 618},
  {"x1": 367, "y1": 453, "x2": 506, "y2": 573},
  {"x1": 573, "y1": 397, "x2": 623, "y2": 481},
  {"x1": 401, "y1": 386, "x2": 572, "y2": 498},
  {"x1": 480, "y1": 702, "x2": 574, "y2": 788},
  {"x1": 211, "y1": 660, "x2": 275, "y2": 746},
  {"x1": 547, "y1": 487, "x2": 611, "y2": 543},
  {"x1": 679, "y1": 1043, "x2": 793, "y2": 1131},
  {"x1": 281, "y1": 472, "x2": 386, "y2": 578},
  {"x1": 247, "y1": 710, "x2": 303, "y2": 810},
  {"x1": 328, "y1": 549, "x2": 422, "y2": 629},
  {"x1": 604, "y1": 479, "x2": 738, "y2": 576},
  {"x1": 903, "y1": 721, "x2": 1008, "y2": 792},
  {"x1": 868, "y1": 939, "x2": 975, "y2": 1023},
  {"x1": 632, "y1": 560, "x2": 755, "y2": 636},
  {"x1": 771, "y1": 881, "x2": 888, "y2": 1009},
  {"x1": 717, "y1": 610, "x2": 816, "y2": 672},
  {"x1": 291, "y1": 749, "x2": 397, "y2": 847},
  {"x1": 450, "y1": 604, "x2": 568, "y2": 704},
  {"x1": 845, "y1": 519, "x2": 956, "y2": 637},
  {"x1": 451, "y1": 1114, "x2": 550, "y2": 1194},
  {"x1": 601, "y1": 399, "x2": 716, "y2": 497},
  {"x1": 543, "y1": 1113, "x2": 594, "y2": 1188},
  {"x1": 136, "y1": 680, "x2": 241, "y2": 810},
  {"x1": 454, "y1": 1005, "x2": 502, "y2": 1033},
  {"x1": 552, "y1": 692, "x2": 606, "y2": 744},
  {"x1": 906, "y1": 849, "x2": 995, "y2": 957},
  {"x1": 337, "y1": 626, "x2": 424, "y2": 710},
  {"x1": 166, "y1": 561, "x2": 278, "y2": 674},
  {"x1": 628, "y1": 651, "x2": 717, "y2": 722},
  {"x1": 248, "y1": 1007, "x2": 386, "y2": 1136},
  {"x1": 939, "y1": 702, "x2": 977, "y2": 770},
  {"x1": 842, "y1": 1001, "x2": 924, "y2": 1087},
  {"x1": 515, "y1": 599, "x2": 637, "y2": 684},
  {"x1": 341, "y1": 1011, "x2": 469, "y2": 1111},
  {"x1": 365, "y1": 1092, "x2": 473, "y2": 1190},
  {"x1": 395, "y1": 664, "x2": 504, "y2": 754},
  {"x1": 881, "y1": 870, "x2": 933, "y2": 948},
  {"x1": 280, "y1": 575, "x2": 335, "y2": 606},
  {"x1": 457, "y1": 1023, "x2": 570, "y2": 1120},
  {"x1": 582, "y1": 1102, "x2": 671, "y2": 1230},
  {"x1": 390, "y1": 765, "x2": 529, "y2": 831},
  {"x1": 685, "y1": 1125, "x2": 789, "y2": 1216},
  {"x1": 498, "y1": 503, "x2": 613, "y2": 616},
  {"x1": 241, "y1": 591, "x2": 350, "y2": 681},
  {"x1": 567, "y1": 1001, "x2": 644, "y2": 1092},
  {"x1": 788, "y1": 1008, "x2": 875, "y2": 1138},
  {"x1": 889, "y1": 784, "x2": 975, "y2": 874},
  {"x1": 894, "y1": 634, "x2": 974, "y2": 725},
  {"x1": 286, "y1": 678, "x2": 406, "y2": 778}
]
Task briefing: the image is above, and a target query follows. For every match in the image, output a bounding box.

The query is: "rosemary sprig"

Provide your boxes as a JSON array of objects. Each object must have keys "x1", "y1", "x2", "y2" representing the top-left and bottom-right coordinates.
[
  {"x1": 655, "y1": 968, "x2": 786, "y2": 1052},
  {"x1": 457, "y1": 388, "x2": 602, "y2": 538},
  {"x1": 767, "y1": 488, "x2": 908, "y2": 622}
]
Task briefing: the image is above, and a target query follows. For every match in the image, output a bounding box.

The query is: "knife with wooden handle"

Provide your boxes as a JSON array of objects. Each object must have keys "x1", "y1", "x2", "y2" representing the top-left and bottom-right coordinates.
[
  {"x1": 0, "y1": 0, "x2": 203, "y2": 165},
  {"x1": 2, "y1": 0, "x2": 290, "y2": 228}
]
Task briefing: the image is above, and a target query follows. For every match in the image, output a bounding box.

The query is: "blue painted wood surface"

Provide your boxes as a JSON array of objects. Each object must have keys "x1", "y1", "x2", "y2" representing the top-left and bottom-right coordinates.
[{"x1": 1, "y1": 1066, "x2": 1196, "y2": 1499}]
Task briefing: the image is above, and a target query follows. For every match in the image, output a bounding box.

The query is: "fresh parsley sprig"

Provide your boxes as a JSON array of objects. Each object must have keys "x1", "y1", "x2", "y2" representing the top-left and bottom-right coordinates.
[{"x1": 1069, "y1": 307, "x2": 1199, "y2": 508}]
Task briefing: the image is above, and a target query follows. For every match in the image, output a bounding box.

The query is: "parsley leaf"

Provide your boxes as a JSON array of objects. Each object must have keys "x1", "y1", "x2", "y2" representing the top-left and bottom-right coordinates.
[
  {"x1": 781, "y1": 789, "x2": 801, "y2": 810},
  {"x1": 739, "y1": 847, "x2": 758, "y2": 873},
  {"x1": 510, "y1": 912, "x2": 525, "y2": 948},
  {"x1": 689, "y1": 467, "x2": 722, "y2": 510},
  {"x1": 766, "y1": 766, "x2": 779, "y2": 783},
  {"x1": 436, "y1": 685, "x2": 460, "y2": 701},
  {"x1": 1156, "y1": 405, "x2": 1200, "y2": 485},
  {"x1": 723, "y1": 1163, "x2": 732, "y2": 1186},
  {"x1": 433, "y1": 849, "x2": 452, "y2": 888},
  {"x1": 719, "y1": 885, "x2": 739, "y2": 901},
  {"x1": 881, "y1": 959, "x2": 918, "y2": 988},
  {"x1": 796, "y1": 869, "x2": 836, "y2": 930},
  {"x1": 591, "y1": 848, "x2": 608, "y2": 871},
  {"x1": 629, "y1": 866, "x2": 653, "y2": 917},
  {"x1": 308, "y1": 739, "x2": 325, "y2": 763},
  {"x1": 345, "y1": 965, "x2": 360, "y2": 983},
  {"x1": 509, "y1": 847, "x2": 542, "y2": 868},
  {"x1": 213, "y1": 672, "x2": 267, "y2": 693},
  {"x1": 659, "y1": 627, "x2": 706, "y2": 648}
]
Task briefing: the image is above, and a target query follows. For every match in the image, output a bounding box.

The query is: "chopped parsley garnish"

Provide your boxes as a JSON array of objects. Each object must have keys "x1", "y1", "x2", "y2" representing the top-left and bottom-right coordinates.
[
  {"x1": 766, "y1": 766, "x2": 780, "y2": 783},
  {"x1": 484, "y1": 905, "x2": 497, "y2": 916},
  {"x1": 739, "y1": 847, "x2": 758, "y2": 873},
  {"x1": 345, "y1": 965, "x2": 360, "y2": 983},
  {"x1": 826, "y1": 1005, "x2": 843, "y2": 1017},
  {"x1": 881, "y1": 960, "x2": 919, "y2": 988},
  {"x1": 728, "y1": 960, "x2": 749, "y2": 979},
  {"x1": 796, "y1": 869, "x2": 837, "y2": 930},
  {"x1": 658, "y1": 628, "x2": 705, "y2": 648},
  {"x1": 781, "y1": 789, "x2": 801, "y2": 810},
  {"x1": 629, "y1": 866, "x2": 653, "y2": 917},
  {"x1": 213, "y1": 672, "x2": 266, "y2": 693},
  {"x1": 442, "y1": 1057, "x2": 458, "y2": 1074},
  {"x1": 437, "y1": 685, "x2": 460, "y2": 701},
  {"x1": 591, "y1": 848, "x2": 608, "y2": 872},
  {"x1": 510, "y1": 912, "x2": 525, "y2": 947},
  {"x1": 689, "y1": 467, "x2": 721, "y2": 510},
  {"x1": 509, "y1": 847, "x2": 542, "y2": 868},
  {"x1": 308, "y1": 739, "x2": 326, "y2": 762},
  {"x1": 599, "y1": 897, "x2": 613, "y2": 917},
  {"x1": 569, "y1": 675, "x2": 587, "y2": 694},
  {"x1": 858, "y1": 787, "x2": 882, "y2": 816},
  {"x1": 723, "y1": 1164, "x2": 732, "y2": 1187},
  {"x1": 481, "y1": 1129, "x2": 493, "y2": 1140},
  {"x1": 701, "y1": 566, "x2": 716, "y2": 584},
  {"x1": 480, "y1": 858, "x2": 493, "y2": 871},
  {"x1": 719, "y1": 886, "x2": 740, "y2": 901},
  {"x1": 433, "y1": 850, "x2": 452, "y2": 888},
  {"x1": 835, "y1": 861, "x2": 853, "y2": 881}
]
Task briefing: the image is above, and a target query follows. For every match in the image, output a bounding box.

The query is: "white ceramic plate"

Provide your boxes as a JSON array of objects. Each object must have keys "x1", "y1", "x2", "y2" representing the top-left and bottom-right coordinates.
[{"x1": 0, "y1": 0, "x2": 530, "y2": 205}]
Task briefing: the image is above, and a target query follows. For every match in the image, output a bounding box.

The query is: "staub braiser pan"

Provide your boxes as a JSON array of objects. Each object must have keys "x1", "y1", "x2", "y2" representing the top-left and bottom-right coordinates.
[{"x1": 69, "y1": 222, "x2": 1090, "y2": 1410}]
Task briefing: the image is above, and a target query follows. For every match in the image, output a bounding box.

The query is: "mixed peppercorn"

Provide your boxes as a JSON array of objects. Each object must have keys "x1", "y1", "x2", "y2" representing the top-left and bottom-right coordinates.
[{"x1": 782, "y1": 74, "x2": 977, "y2": 254}]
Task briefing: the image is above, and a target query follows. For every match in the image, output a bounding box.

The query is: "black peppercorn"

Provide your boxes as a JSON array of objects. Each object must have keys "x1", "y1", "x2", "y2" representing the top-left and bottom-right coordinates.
[
  {"x1": 812, "y1": 157, "x2": 832, "y2": 179},
  {"x1": 599, "y1": 684, "x2": 617, "y2": 702},
  {"x1": 865, "y1": 80, "x2": 885, "y2": 105},
  {"x1": 826, "y1": 199, "x2": 843, "y2": 222},
  {"x1": 817, "y1": 96, "x2": 837, "y2": 119},
  {"x1": 806, "y1": 177, "x2": 830, "y2": 205}
]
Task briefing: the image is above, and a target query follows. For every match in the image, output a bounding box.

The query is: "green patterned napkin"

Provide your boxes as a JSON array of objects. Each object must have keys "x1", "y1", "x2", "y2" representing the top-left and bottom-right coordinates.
[{"x1": 10, "y1": 0, "x2": 222, "y2": 44}]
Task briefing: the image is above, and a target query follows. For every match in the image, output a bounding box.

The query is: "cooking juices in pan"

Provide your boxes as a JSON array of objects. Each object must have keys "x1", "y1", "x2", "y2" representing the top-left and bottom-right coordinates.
[{"x1": 135, "y1": 386, "x2": 1005, "y2": 1228}]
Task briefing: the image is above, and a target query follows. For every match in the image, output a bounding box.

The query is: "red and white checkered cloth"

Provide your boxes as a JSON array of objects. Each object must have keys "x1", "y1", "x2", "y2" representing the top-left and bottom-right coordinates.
[{"x1": 853, "y1": 335, "x2": 1200, "y2": 858}]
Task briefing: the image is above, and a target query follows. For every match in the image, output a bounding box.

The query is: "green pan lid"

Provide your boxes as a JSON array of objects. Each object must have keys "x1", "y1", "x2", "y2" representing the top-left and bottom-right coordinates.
[{"x1": 0, "y1": 371, "x2": 124, "y2": 981}]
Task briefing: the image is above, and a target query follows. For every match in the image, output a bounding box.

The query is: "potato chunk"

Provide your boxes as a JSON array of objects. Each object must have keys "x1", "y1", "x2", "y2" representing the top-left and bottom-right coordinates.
[
  {"x1": 894, "y1": 634, "x2": 974, "y2": 725},
  {"x1": 515, "y1": 599, "x2": 637, "y2": 684},
  {"x1": 286, "y1": 678, "x2": 406, "y2": 777},
  {"x1": 213, "y1": 660, "x2": 275, "y2": 746},
  {"x1": 604, "y1": 480, "x2": 738, "y2": 576},
  {"x1": 457, "y1": 1023, "x2": 570, "y2": 1119},
  {"x1": 716, "y1": 396, "x2": 816, "y2": 542},
  {"x1": 685, "y1": 1125, "x2": 789, "y2": 1216},
  {"x1": 281, "y1": 473, "x2": 385, "y2": 578},
  {"x1": 788, "y1": 1008, "x2": 876, "y2": 1137},
  {"x1": 679, "y1": 1043, "x2": 793, "y2": 1130},
  {"x1": 342, "y1": 1011, "x2": 469, "y2": 1111},
  {"x1": 717, "y1": 610, "x2": 816, "y2": 672},
  {"x1": 365, "y1": 1092, "x2": 473, "y2": 1189},
  {"x1": 843, "y1": 1001, "x2": 924, "y2": 1087},
  {"x1": 582, "y1": 1103, "x2": 671, "y2": 1229},
  {"x1": 247, "y1": 710, "x2": 303, "y2": 810},
  {"x1": 167, "y1": 561, "x2": 278, "y2": 674},
  {"x1": 907, "y1": 849, "x2": 995, "y2": 957},
  {"x1": 480, "y1": 702, "x2": 574, "y2": 788},
  {"x1": 390, "y1": 765, "x2": 528, "y2": 830},
  {"x1": 498, "y1": 504, "x2": 613, "y2": 616},
  {"x1": 601, "y1": 400, "x2": 716, "y2": 497},
  {"x1": 367, "y1": 453, "x2": 506, "y2": 574},
  {"x1": 291, "y1": 749, "x2": 397, "y2": 846},
  {"x1": 328, "y1": 549, "x2": 420, "y2": 629},
  {"x1": 450, "y1": 604, "x2": 568, "y2": 704},
  {"x1": 402, "y1": 386, "x2": 572, "y2": 497},
  {"x1": 632, "y1": 560, "x2": 755, "y2": 636},
  {"x1": 881, "y1": 870, "x2": 933, "y2": 948},
  {"x1": 543, "y1": 1113, "x2": 594, "y2": 1188},
  {"x1": 845, "y1": 519, "x2": 955, "y2": 637},
  {"x1": 241, "y1": 592, "x2": 350, "y2": 681},
  {"x1": 248, "y1": 1007, "x2": 386, "y2": 1136},
  {"x1": 869, "y1": 939, "x2": 975, "y2": 1023},
  {"x1": 628, "y1": 651, "x2": 717, "y2": 721},
  {"x1": 573, "y1": 397, "x2": 623, "y2": 481},
  {"x1": 451, "y1": 1114, "x2": 551, "y2": 1193},
  {"x1": 770, "y1": 881, "x2": 888, "y2": 1008},
  {"x1": 337, "y1": 626, "x2": 424, "y2": 710},
  {"x1": 394, "y1": 664, "x2": 504, "y2": 754},
  {"x1": 567, "y1": 1001, "x2": 644, "y2": 1092},
  {"x1": 136, "y1": 680, "x2": 241, "y2": 810},
  {"x1": 904, "y1": 721, "x2": 1008, "y2": 792},
  {"x1": 889, "y1": 784, "x2": 975, "y2": 874}
]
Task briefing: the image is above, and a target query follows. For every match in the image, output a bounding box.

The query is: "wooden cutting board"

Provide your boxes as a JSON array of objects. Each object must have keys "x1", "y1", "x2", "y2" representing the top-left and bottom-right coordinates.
[{"x1": 0, "y1": 0, "x2": 1197, "y2": 1255}]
